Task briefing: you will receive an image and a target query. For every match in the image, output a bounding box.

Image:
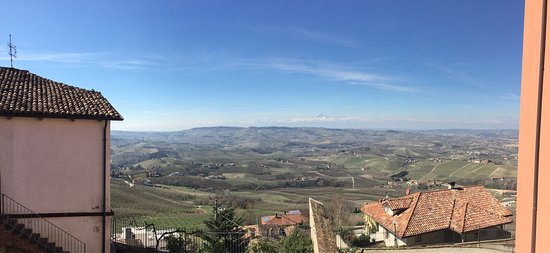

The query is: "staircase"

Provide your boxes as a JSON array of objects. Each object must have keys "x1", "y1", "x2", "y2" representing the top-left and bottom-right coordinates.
[{"x1": 0, "y1": 194, "x2": 86, "y2": 253}]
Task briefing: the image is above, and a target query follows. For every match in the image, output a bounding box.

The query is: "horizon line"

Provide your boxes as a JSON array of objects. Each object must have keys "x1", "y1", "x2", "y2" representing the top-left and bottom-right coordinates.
[{"x1": 111, "y1": 125, "x2": 519, "y2": 133}]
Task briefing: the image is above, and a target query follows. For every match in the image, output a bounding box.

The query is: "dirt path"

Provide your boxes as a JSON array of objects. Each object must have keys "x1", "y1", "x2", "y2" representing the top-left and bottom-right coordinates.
[
  {"x1": 142, "y1": 191, "x2": 190, "y2": 207},
  {"x1": 420, "y1": 163, "x2": 441, "y2": 181},
  {"x1": 446, "y1": 163, "x2": 473, "y2": 179},
  {"x1": 488, "y1": 167, "x2": 502, "y2": 178}
]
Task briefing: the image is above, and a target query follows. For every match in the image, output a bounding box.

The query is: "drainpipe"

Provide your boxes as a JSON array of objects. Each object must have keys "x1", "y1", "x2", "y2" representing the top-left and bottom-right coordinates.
[{"x1": 102, "y1": 120, "x2": 108, "y2": 253}]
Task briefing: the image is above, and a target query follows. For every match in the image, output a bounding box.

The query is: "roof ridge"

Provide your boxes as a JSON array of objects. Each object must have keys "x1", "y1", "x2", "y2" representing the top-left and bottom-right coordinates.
[
  {"x1": 401, "y1": 192, "x2": 422, "y2": 237},
  {"x1": 461, "y1": 202, "x2": 468, "y2": 233},
  {"x1": 418, "y1": 184, "x2": 484, "y2": 195},
  {"x1": 449, "y1": 198, "x2": 456, "y2": 230}
]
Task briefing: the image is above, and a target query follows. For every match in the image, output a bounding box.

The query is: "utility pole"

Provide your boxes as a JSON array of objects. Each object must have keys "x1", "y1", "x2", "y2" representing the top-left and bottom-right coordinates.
[{"x1": 7, "y1": 34, "x2": 17, "y2": 68}]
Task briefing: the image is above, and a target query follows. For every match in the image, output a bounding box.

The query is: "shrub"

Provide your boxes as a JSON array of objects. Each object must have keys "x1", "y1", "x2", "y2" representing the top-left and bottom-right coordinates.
[
  {"x1": 247, "y1": 238, "x2": 279, "y2": 253},
  {"x1": 279, "y1": 228, "x2": 313, "y2": 253},
  {"x1": 165, "y1": 234, "x2": 199, "y2": 253},
  {"x1": 351, "y1": 234, "x2": 371, "y2": 248}
]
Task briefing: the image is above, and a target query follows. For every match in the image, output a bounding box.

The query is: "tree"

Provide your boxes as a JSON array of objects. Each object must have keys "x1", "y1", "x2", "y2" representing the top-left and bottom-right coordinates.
[
  {"x1": 325, "y1": 194, "x2": 353, "y2": 228},
  {"x1": 201, "y1": 205, "x2": 248, "y2": 253},
  {"x1": 279, "y1": 228, "x2": 313, "y2": 253},
  {"x1": 165, "y1": 234, "x2": 199, "y2": 253}
]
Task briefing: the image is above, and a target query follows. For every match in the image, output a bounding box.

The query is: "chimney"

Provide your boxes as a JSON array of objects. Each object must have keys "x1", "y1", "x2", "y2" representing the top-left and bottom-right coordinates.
[{"x1": 448, "y1": 181, "x2": 456, "y2": 189}]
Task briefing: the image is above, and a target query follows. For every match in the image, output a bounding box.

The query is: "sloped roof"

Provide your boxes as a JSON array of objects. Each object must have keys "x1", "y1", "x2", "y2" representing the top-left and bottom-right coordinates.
[
  {"x1": 0, "y1": 67, "x2": 123, "y2": 120},
  {"x1": 385, "y1": 196, "x2": 414, "y2": 210},
  {"x1": 361, "y1": 185, "x2": 512, "y2": 238},
  {"x1": 265, "y1": 214, "x2": 308, "y2": 226}
]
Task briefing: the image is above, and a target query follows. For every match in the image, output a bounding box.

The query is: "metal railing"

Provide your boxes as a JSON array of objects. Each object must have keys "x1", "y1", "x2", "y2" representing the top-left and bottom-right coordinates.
[
  {"x1": 111, "y1": 218, "x2": 252, "y2": 253},
  {"x1": 1, "y1": 193, "x2": 86, "y2": 253}
]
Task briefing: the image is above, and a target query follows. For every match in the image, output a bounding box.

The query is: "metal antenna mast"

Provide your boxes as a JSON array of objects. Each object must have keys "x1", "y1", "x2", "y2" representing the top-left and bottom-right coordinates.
[{"x1": 8, "y1": 34, "x2": 17, "y2": 68}]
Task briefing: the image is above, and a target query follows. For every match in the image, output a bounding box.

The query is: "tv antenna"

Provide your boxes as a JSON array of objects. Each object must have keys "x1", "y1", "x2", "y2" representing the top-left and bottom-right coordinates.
[{"x1": 7, "y1": 34, "x2": 17, "y2": 68}]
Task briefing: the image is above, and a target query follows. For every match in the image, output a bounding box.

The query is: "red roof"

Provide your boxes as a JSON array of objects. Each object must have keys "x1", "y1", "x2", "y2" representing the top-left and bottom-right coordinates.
[
  {"x1": 0, "y1": 67, "x2": 123, "y2": 120},
  {"x1": 361, "y1": 185, "x2": 512, "y2": 238},
  {"x1": 265, "y1": 214, "x2": 308, "y2": 226}
]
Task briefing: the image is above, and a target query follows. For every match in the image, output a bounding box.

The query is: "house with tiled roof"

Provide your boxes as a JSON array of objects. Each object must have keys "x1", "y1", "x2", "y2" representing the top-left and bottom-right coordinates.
[
  {"x1": 259, "y1": 211, "x2": 309, "y2": 238},
  {"x1": 0, "y1": 67, "x2": 123, "y2": 253},
  {"x1": 361, "y1": 185, "x2": 512, "y2": 247}
]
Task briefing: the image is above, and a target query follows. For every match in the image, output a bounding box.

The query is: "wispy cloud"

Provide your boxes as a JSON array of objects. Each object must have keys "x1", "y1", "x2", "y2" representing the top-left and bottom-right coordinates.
[
  {"x1": 433, "y1": 65, "x2": 486, "y2": 87},
  {"x1": 19, "y1": 52, "x2": 99, "y2": 63},
  {"x1": 257, "y1": 114, "x2": 511, "y2": 128},
  {"x1": 100, "y1": 59, "x2": 162, "y2": 70},
  {"x1": 291, "y1": 27, "x2": 358, "y2": 48},
  {"x1": 248, "y1": 25, "x2": 358, "y2": 48},
  {"x1": 256, "y1": 58, "x2": 419, "y2": 93},
  {"x1": 498, "y1": 93, "x2": 520, "y2": 101},
  {"x1": 350, "y1": 82, "x2": 419, "y2": 93},
  {"x1": 268, "y1": 114, "x2": 365, "y2": 124},
  {"x1": 266, "y1": 59, "x2": 381, "y2": 82},
  {"x1": 3, "y1": 51, "x2": 166, "y2": 70}
]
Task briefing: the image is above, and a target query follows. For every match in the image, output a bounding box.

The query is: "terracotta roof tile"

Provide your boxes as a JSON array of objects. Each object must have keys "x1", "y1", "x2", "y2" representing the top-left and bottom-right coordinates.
[
  {"x1": 0, "y1": 67, "x2": 123, "y2": 120},
  {"x1": 361, "y1": 185, "x2": 512, "y2": 238},
  {"x1": 385, "y1": 196, "x2": 414, "y2": 210},
  {"x1": 266, "y1": 214, "x2": 308, "y2": 226}
]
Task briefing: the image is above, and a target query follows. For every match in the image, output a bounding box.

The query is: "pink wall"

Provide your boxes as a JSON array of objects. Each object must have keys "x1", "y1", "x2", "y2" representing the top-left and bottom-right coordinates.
[
  {"x1": 0, "y1": 116, "x2": 111, "y2": 253},
  {"x1": 517, "y1": 0, "x2": 550, "y2": 252}
]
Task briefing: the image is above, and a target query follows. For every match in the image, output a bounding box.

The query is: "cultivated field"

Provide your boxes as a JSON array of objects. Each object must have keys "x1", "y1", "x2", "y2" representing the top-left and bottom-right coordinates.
[{"x1": 110, "y1": 127, "x2": 518, "y2": 227}]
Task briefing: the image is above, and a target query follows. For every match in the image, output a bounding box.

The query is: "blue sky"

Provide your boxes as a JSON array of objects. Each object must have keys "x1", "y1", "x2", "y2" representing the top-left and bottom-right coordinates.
[{"x1": 0, "y1": 0, "x2": 524, "y2": 131}]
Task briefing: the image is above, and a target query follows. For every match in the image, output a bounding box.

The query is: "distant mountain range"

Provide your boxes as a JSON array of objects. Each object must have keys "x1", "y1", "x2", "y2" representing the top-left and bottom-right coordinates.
[{"x1": 112, "y1": 127, "x2": 518, "y2": 149}]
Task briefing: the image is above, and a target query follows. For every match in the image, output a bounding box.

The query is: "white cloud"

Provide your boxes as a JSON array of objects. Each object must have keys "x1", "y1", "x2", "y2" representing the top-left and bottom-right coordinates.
[
  {"x1": 433, "y1": 65, "x2": 486, "y2": 87},
  {"x1": 18, "y1": 52, "x2": 99, "y2": 63},
  {"x1": 350, "y1": 82, "x2": 419, "y2": 93},
  {"x1": 498, "y1": 94, "x2": 520, "y2": 101},
  {"x1": 291, "y1": 27, "x2": 358, "y2": 48},
  {"x1": 257, "y1": 114, "x2": 512, "y2": 128},
  {"x1": 5, "y1": 51, "x2": 165, "y2": 70},
  {"x1": 267, "y1": 114, "x2": 365, "y2": 124},
  {"x1": 255, "y1": 58, "x2": 419, "y2": 93}
]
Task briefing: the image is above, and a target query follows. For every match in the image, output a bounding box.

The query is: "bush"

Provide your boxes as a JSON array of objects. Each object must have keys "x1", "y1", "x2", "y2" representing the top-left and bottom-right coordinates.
[
  {"x1": 351, "y1": 234, "x2": 371, "y2": 248},
  {"x1": 247, "y1": 238, "x2": 279, "y2": 253},
  {"x1": 279, "y1": 228, "x2": 313, "y2": 253},
  {"x1": 165, "y1": 234, "x2": 199, "y2": 253}
]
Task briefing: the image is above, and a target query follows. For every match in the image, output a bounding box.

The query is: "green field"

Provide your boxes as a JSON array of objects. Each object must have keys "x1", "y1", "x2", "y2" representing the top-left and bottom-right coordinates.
[{"x1": 110, "y1": 128, "x2": 518, "y2": 228}]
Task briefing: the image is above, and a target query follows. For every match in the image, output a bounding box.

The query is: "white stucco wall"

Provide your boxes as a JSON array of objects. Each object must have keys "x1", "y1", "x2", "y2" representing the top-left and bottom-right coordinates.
[
  {"x1": 377, "y1": 225, "x2": 453, "y2": 247},
  {"x1": 377, "y1": 226, "x2": 407, "y2": 247},
  {"x1": 462, "y1": 226, "x2": 510, "y2": 242},
  {"x1": 0, "y1": 116, "x2": 111, "y2": 253},
  {"x1": 374, "y1": 224, "x2": 509, "y2": 248}
]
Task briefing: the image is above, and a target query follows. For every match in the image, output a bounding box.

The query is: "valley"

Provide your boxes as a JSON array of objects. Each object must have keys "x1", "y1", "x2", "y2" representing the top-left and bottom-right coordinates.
[{"x1": 110, "y1": 127, "x2": 518, "y2": 228}]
